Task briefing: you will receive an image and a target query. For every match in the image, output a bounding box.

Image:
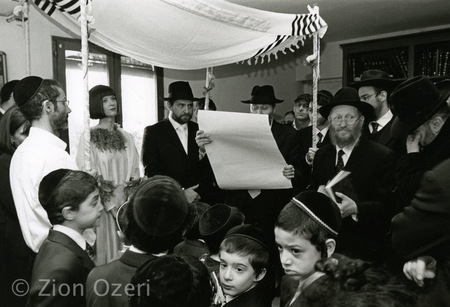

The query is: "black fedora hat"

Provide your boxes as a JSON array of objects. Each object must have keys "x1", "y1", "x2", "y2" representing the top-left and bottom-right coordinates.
[
  {"x1": 435, "y1": 79, "x2": 450, "y2": 102},
  {"x1": 351, "y1": 70, "x2": 397, "y2": 92},
  {"x1": 390, "y1": 76, "x2": 450, "y2": 137},
  {"x1": 164, "y1": 81, "x2": 199, "y2": 102},
  {"x1": 319, "y1": 87, "x2": 374, "y2": 119},
  {"x1": 241, "y1": 85, "x2": 283, "y2": 104}
]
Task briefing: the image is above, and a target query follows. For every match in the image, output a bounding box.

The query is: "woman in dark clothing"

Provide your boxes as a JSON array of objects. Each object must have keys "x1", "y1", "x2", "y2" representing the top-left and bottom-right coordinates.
[{"x1": 0, "y1": 106, "x2": 32, "y2": 306}]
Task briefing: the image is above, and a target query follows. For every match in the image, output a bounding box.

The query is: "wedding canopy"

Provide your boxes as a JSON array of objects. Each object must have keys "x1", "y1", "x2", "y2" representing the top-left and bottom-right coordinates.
[{"x1": 32, "y1": 0, "x2": 327, "y2": 70}]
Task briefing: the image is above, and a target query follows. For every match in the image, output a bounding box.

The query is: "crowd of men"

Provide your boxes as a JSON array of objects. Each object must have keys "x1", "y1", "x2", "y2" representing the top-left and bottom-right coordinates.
[{"x1": 1, "y1": 69, "x2": 450, "y2": 306}]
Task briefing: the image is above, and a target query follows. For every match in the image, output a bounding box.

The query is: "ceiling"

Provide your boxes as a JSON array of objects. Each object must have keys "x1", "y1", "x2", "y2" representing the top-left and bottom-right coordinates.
[
  {"x1": 1, "y1": 0, "x2": 450, "y2": 43},
  {"x1": 226, "y1": 0, "x2": 450, "y2": 43}
]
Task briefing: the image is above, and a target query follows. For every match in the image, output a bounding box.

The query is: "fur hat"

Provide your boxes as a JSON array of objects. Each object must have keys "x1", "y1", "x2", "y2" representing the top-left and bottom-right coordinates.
[
  {"x1": 319, "y1": 87, "x2": 374, "y2": 119},
  {"x1": 351, "y1": 70, "x2": 397, "y2": 93},
  {"x1": 13, "y1": 76, "x2": 44, "y2": 107},
  {"x1": 241, "y1": 85, "x2": 283, "y2": 104},
  {"x1": 291, "y1": 191, "x2": 342, "y2": 236},
  {"x1": 131, "y1": 176, "x2": 189, "y2": 237},
  {"x1": 225, "y1": 224, "x2": 269, "y2": 251},
  {"x1": 390, "y1": 76, "x2": 450, "y2": 137},
  {"x1": 164, "y1": 81, "x2": 199, "y2": 102}
]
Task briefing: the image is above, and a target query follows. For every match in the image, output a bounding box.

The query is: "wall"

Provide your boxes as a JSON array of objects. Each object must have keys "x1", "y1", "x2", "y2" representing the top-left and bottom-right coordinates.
[{"x1": 0, "y1": 6, "x2": 76, "y2": 81}]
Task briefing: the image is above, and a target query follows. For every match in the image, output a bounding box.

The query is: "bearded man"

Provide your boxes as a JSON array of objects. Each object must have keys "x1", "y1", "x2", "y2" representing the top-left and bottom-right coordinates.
[
  {"x1": 309, "y1": 87, "x2": 396, "y2": 264},
  {"x1": 10, "y1": 76, "x2": 77, "y2": 253}
]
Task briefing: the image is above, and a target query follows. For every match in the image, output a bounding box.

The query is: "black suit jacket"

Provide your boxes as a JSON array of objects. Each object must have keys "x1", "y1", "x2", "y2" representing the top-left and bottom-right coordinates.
[
  {"x1": 86, "y1": 249, "x2": 156, "y2": 307},
  {"x1": 142, "y1": 119, "x2": 200, "y2": 188},
  {"x1": 310, "y1": 137, "x2": 396, "y2": 262},
  {"x1": 28, "y1": 230, "x2": 95, "y2": 307},
  {"x1": 368, "y1": 117, "x2": 406, "y2": 159},
  {"x1": 392, "y1": 158, "x2": 450, "y2": 306},
  {"x1": 222, "y1": 284, "x2": 271, "y2": 307}
]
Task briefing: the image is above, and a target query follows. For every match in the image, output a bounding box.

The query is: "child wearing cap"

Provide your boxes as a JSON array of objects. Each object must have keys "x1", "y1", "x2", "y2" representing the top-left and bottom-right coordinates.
[
  {"x1": 274, "y1": 191, "x2": 342, "y2": 307},
  {"x1": 28, "y1": 169, "x2": 102, "y2": 307},
  {"x1": 218, "y1": 224, "x2": 272, "y2": 307}
]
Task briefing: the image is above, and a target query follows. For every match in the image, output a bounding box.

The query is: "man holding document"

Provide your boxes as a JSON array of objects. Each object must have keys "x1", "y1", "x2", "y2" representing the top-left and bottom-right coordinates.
[
  {"x1": 196, "y1": 85, "x2": 301, "y2": 236},
  {"x1": 309, "y1": 87, "x2": 396, "y2": 264}
]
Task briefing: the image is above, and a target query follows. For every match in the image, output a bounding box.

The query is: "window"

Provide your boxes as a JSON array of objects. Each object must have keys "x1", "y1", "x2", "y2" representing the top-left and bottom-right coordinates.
[{"x1": 53, "y1": 37, "x2": 158, "y2": 169}]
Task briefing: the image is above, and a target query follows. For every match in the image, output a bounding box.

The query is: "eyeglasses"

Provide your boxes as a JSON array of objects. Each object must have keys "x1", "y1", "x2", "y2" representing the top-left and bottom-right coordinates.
[
  {"x1": 330, "y1": 115, "x2": 362, "y2": 125},
  {"x1": 360, "y1": 92, "x2": 378, "y2": 102},
  {"x1": 55, "y1": 98, "x2": 70, "y2": 106}
]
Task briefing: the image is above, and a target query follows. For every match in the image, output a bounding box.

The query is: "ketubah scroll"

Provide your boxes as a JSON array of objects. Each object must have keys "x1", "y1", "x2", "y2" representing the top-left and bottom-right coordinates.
[{"x1": 198, "y1": 110, "x2": 292, "y2": 190}]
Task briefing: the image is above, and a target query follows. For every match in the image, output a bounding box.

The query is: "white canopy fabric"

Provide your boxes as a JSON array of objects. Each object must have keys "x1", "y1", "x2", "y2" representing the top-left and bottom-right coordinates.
[{"x1": 32, "y1": 0, "x2": 327, "y2": 70}]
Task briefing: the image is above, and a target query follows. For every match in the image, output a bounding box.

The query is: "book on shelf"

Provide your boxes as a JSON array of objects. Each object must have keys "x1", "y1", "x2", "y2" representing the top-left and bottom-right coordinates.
[{"x1": 325, "y1": 170, "x2": 358, "y2": 204}]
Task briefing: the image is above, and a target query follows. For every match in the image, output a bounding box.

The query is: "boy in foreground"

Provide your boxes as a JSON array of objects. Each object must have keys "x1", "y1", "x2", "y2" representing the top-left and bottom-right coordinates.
[
  {"x1": 28, "y1": 169, "x2": 102, "y2": 307},
  {"x1": 275, "y1": 191, "x2": 342, "y2": 307}
]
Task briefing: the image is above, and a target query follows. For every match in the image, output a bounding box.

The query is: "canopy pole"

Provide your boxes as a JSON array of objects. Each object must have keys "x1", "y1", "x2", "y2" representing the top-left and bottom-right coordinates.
[
  {"x1": 80, "y1": 0, "x2": 91, "y2": 171},
  {"x1": 23, "y1": 1, "x2": 31, "y2": 76},
  {"x1": 306, "y1": 6, "x2": 321, "y2": 149},
  {"x1": 204, "y1": 67, "x2": 214, "y2": 110}
]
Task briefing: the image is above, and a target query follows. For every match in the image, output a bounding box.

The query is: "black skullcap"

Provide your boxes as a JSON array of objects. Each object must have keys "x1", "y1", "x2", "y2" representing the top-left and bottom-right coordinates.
[
  {"x1": 291, "y1": 191, "x2": 342, "y2": 236},
  {"x1": 39, "y1": 169, "x2": 72, "y2": 208},
  {"x1": 13, "y1": 76, "x2": 44, "y2": 107},
  {"x1": 225, "y1": 224, "x2": 270, "y2": 251}
]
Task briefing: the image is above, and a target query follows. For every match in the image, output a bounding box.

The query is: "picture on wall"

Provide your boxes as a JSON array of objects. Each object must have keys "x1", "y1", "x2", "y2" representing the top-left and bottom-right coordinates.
[{"x1": 0, "y1": 52, "x2": 6, "y2": 88}]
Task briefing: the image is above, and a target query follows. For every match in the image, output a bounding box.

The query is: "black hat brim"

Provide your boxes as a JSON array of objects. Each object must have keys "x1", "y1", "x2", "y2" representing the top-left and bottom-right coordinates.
[
  {"x1": 241, "y1": 98, "x2": 284, "y2": 104},
  {"x1": 319, "y1": 100, "x2": 374, "y2": 119},
  {"x1": 391, "y1": 90, "x2": 450, "y2": 138},
  {"x1": 351, "y1": 79, "x2": 397, "y2": 92}
]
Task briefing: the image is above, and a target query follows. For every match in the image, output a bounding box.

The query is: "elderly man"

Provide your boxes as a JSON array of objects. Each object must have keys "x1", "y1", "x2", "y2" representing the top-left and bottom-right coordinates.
[
  {"x1": 391, "y1": 76, "x2": 450, "y2": 211},
  {"x1": 10, "y1": 76, "x2": 76, "y2": 253},
  {"x1": 310, "y1": 87, "x2": 396, "y2": 263}
]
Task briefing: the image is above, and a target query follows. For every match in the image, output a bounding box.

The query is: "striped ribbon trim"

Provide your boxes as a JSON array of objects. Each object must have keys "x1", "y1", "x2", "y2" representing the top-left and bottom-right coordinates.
[
  {"x1": 33, "y1": 0, "x2": 88, "y2": 17},
  {"x1": 291, "y1": 197, "x2": 338, "y2": 236}
]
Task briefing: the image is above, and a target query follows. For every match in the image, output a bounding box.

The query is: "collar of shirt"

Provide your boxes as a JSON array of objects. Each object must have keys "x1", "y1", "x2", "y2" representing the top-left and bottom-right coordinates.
[
  {"x1": 0, "y1": 107, "x2": 5, "y2": 114},
  {"x1": 318, "y1": 126, "x2": 329, "y2": 137},
  {"x1": 290, "y1": 271, "x2": 325, "y2": 305},
  {"x1": 369, "y1": 110, "x2": 393, "y2": 133},
  {"x1": 168, "y1": 112, "x2": 188, "y2": 131},
  {"x1": 335, "y1": 142, "x2": 357, "y2": 166},
  {"x1": 53, "y1": 224, "x2": 86, "y2": 250},
  {"x1": 27, "y1": 127, "x2": 68, "y2": 150}
]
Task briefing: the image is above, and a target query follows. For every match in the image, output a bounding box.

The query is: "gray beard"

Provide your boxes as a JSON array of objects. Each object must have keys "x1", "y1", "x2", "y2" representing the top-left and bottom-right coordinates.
[{"x1": 329, "y1": 128, "x2": 361, "y2": 148}]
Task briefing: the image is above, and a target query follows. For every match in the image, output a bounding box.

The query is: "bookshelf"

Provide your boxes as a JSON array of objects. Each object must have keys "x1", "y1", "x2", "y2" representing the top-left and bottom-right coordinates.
[{"x1": 341, "y1": 30, "x2": 450, "y2": 86}]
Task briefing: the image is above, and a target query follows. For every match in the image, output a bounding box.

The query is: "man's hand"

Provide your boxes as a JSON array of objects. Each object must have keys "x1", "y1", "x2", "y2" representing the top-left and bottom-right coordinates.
[
  {"x1": 306, "y1": 147, "x2": 319, "y2": 165},
  {"x1": 184, "y1": 184, "x2": 200, "y2": 204},
  {"x1": 335, "y1": 192, "x2": 358, "y2": 218},
  {"x1": 196, "y1": 130, "x2": 213, "y2": 148},
  {"x1": 406, "y1": 131, "x2": 421, "y2": 153},
  {"x1": 403, "y1": 257, "x2": 436, "y2": 287},
  {"x1": 283, "y1": 165, "x2": 295, "y2": 180}
]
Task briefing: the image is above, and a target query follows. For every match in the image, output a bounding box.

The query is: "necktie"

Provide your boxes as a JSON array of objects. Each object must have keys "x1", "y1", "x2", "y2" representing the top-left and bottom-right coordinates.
[
  {"x1": 317, "y1": 132, "x2": 323, "y2": 147},
  {"x1": 336, "y1": 149, "x2": 345, "y2": 171},
  {"x1": 371, "y1": 122, "x2": 380, "y2": 134},
  {"x1": 177, "y1": 125, "x2": 188, "y2": 153},
  {"x1": 85, "y1": 243, "x2": 96, "y2": 262}
]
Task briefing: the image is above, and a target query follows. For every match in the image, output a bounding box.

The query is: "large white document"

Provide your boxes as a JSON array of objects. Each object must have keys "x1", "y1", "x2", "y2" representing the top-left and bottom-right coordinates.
[{"x1": 198, "y1": 110, "x2": 292, "y2": 190}]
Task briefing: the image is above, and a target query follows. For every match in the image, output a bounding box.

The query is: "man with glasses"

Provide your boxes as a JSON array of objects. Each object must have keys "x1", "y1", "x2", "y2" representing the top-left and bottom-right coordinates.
[
  {"x1": 309, "y1": 87, "x2": 396, "y2": 263},
  {"x1": 352, "y1": 70, "x2": 405, "y2": 157},
  {"x1": 10, "y1": 76, "x2": 78, "y2": 254}
]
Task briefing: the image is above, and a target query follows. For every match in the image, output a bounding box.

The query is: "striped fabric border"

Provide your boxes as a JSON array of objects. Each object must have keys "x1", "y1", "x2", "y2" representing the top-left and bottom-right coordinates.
[
  {"x1": 32, "y1": 0, "x2": 88, "y2": 17},
  {"x1": 291, "y1": 197, "x2": 338, "y2": 236}
]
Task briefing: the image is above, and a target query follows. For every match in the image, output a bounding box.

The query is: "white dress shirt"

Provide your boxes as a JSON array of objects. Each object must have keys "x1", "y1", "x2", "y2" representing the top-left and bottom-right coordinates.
[
  {"x1": 168, "y1": 113, "x2": 188, "y2": 154},
  {"x1": 369, "y1": 110, "x2": 393, "y2": 133},
  {"x1": 53, "y1": 224, "x2": 87, "y2": 250},
  {"x1": 10, "y1": 127, "x2": 78, "y2": 252}
]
